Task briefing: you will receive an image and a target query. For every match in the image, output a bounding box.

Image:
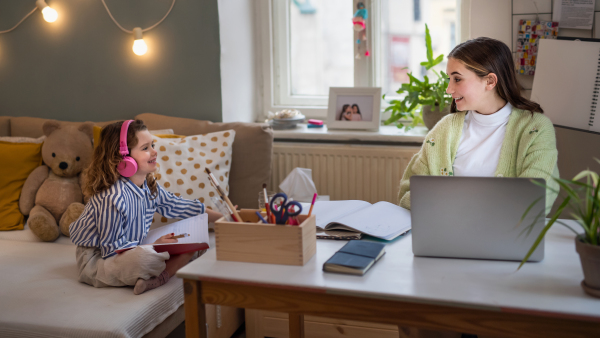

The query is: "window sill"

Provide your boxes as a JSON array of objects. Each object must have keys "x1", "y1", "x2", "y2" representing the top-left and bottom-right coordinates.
[{"x1": 272, "y1": 124, "x2": 428, "y2": 145}]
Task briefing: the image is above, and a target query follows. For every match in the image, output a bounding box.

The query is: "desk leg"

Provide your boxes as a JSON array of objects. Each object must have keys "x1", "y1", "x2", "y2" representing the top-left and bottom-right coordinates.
[
  {"x1": 184, "y1": 279, "x2": 207, "y2": 338},
  {"x1": 288, "y1": 313, "x2": 305, "y2": 338}
]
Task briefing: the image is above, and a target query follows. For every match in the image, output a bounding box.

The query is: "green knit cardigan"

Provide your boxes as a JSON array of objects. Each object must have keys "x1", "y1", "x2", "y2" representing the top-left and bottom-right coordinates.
[{"x1": 398, "y1": 108, "x2": 559, "y2": 213}]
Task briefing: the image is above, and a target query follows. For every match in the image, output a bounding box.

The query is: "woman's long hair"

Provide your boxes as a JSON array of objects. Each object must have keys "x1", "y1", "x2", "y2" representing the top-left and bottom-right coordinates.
[
  {"x1": 352, "y1": 104, "x2": 362, "y2": 117},
  {"x1": 447, "y1": 37, "x2": 543, "y2": 114},
  {"x1": 83, "y1": 120, "x2": 158, "y2": 199}
]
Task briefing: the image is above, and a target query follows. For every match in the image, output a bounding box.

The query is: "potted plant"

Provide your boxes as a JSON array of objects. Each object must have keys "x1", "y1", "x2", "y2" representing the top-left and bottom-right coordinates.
[
  {"x1": 519, "y1": 161, "x2": 600, "y2": 297},
  {"x1": 383, "y1": 24, "x2": 452, "y2": 131}
]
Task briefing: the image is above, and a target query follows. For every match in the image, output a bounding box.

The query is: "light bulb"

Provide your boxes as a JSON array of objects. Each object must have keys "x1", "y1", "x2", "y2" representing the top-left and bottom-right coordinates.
[
  {"x1": 132, "y1": 27, "x2": 147, "y2": 56},
  {"x1": 36, "y1": 0, "x2": 58, "y2": 23}
]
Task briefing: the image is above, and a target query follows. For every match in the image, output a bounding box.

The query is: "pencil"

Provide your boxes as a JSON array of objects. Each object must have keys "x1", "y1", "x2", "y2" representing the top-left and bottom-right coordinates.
[
  {"x1": 308, "y1": 193, "x2": 317, "y2": 217},
  {"x1": 205, "y1": 168, "x2": 242, "y2": 222},
  {"x1": 172, "y1": 233, "x2": 189, "y2": 239}
]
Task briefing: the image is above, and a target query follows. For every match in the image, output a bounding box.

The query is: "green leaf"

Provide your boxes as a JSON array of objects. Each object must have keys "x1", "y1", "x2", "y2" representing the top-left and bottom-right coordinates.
[
  {"x1": 425, "y1": 24, "x2": 433, "y2": 65},
  {"x1": 517, "y1": 196, "x2": 571, "y2": 270}
]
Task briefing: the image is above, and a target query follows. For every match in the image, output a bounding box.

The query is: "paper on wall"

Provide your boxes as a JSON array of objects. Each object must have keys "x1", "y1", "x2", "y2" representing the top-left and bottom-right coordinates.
[{"x1": 553, "y1": 0, "x2": 596, "y2": 30}]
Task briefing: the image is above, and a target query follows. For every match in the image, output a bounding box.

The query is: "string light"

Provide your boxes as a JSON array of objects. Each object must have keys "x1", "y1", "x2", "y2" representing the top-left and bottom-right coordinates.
[
  {"x1": 132, "y1": 27, "x2": 147, "y2": 56},
  {"x1": 36, "y1": 0, "x2": 58, "y2": 23},
  {"x1": 102, "y1": 0, "x2": 176, "y2": 56}
]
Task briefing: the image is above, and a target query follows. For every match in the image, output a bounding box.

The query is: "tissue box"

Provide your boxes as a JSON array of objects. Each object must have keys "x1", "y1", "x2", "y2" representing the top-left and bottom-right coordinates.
[{"x1": 215, "y1": 209, "x2": 316, "y2": 266}]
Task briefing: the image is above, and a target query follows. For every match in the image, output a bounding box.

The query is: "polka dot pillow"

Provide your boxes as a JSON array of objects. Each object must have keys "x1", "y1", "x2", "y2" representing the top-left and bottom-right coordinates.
[{"x1": 151, "y1": 130, "x2": 235, "y2": 227}]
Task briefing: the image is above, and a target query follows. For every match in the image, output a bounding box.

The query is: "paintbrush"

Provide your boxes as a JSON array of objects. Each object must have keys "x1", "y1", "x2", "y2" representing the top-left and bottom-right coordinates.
[
  {"x1": 205, "y1": 168, "x2": 242, "y2": 222},
  {"x1": 263, "y1": 183, "x2": 271, "y2": 223}
]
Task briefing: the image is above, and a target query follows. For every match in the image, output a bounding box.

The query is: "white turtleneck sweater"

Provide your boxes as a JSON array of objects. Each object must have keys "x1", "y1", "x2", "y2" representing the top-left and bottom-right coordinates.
[{"x1": 452, "y1": 102, "x2": 513, "y2": 177}]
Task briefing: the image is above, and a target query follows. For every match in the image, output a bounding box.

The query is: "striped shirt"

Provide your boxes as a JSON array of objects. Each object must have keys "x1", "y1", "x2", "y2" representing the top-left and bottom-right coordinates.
[{"x1": 70, "y1": 178, "x2": 205, "y2": 258}]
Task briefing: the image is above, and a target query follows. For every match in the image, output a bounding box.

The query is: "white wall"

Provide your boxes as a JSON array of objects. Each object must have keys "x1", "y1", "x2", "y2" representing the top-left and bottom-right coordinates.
[{"x1": 217, "y1": 0, "x2": 258, "y2": 123}]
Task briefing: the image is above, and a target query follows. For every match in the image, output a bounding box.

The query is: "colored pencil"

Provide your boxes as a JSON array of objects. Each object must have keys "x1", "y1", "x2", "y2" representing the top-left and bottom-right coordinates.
[
  {"x1": 308, "y1": 193, "x2": 317, "y2": 217},
  {"x1": 255, "y1": 211, "x2": 268, "y2": 224}
]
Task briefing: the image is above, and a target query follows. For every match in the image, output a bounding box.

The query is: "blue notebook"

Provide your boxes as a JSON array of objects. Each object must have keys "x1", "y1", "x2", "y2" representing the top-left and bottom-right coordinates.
[{"x1": 323, "y1": 240, "x2": 385, "y2": 276}]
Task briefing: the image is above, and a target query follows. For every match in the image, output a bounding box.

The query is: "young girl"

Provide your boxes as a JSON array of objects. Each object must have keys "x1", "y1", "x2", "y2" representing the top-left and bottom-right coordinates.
[
  {"x1": 398, "y1": 37, "x2": 559, "y2": 214},
  {"x1": 340, "y1": 104, "x2": 352, "y2": 121},
  {"x1": 70, "y1": 120, "x2": 223, "y2": 295}
]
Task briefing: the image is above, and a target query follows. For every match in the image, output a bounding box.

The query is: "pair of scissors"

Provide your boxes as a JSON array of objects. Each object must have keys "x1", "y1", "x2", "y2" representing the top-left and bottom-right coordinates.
[{"x1": 269, "y1": 193, "x2": 302, "y2": 225}]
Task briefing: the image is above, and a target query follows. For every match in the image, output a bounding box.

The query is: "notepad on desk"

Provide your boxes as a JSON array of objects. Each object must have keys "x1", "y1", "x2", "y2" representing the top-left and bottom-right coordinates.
[
  {"x1": 305, "y1": 200, "x2": 411, "y2": 241},
  {"x1": 115, "y1": 214, "x2": 209, "y2": 255},
  {"x1": 323, "y1": 240, "x2": 386, "y2": 275}
]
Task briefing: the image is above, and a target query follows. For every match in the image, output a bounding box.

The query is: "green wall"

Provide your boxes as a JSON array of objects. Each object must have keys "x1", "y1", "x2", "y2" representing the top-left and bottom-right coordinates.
[{"x1": 0, "y1": 0, "x2": 222, "y2": 122}]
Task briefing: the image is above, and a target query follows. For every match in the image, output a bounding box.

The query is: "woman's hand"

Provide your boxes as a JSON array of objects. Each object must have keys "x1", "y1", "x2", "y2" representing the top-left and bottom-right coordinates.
[
  {"x1": 154, "y1": 233, "x2": 178, "y2": 244},
  {"x1": 206, "y1": 205, "x2": 238, "y2": 223}
]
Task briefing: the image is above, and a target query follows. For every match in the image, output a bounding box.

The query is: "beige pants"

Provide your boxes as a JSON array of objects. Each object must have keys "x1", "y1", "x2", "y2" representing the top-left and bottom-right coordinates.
[{"x1": 76, "y1": 246, "x2": 170, "y2": 288}]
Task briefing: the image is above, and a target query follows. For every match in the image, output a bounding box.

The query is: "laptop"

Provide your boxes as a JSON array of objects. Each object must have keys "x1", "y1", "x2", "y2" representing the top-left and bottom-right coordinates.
[{"x1": 410, "y1": 176, "x2": 546, "y2": 262}]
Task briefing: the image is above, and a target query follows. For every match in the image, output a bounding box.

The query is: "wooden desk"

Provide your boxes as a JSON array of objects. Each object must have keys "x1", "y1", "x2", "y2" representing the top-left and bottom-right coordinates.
[{"x1": 177, "y1": 222, "x2": 600, "y2": 338}]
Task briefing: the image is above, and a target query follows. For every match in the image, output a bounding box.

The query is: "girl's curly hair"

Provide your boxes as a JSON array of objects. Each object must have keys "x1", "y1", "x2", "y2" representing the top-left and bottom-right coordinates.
[{"x1": 83, "y1": 120, "x2": 157, "y2": 199}]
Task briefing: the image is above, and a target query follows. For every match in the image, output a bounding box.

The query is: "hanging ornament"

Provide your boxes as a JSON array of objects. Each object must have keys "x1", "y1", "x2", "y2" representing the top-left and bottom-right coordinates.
[{"x1": 353, "y1": 2, "x2": 370, "y2": 57}]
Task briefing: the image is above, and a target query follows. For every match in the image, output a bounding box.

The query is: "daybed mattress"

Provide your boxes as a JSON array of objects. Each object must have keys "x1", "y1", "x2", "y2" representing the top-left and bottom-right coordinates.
[{"x1": 0, "y1": 238, "x2": 184, "y2": 338}]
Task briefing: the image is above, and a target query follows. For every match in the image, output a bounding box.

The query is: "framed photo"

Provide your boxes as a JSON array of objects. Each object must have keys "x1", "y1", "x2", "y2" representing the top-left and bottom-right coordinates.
[{"x1": 327, "y1": 87, "x2": 381, "y2": 131}]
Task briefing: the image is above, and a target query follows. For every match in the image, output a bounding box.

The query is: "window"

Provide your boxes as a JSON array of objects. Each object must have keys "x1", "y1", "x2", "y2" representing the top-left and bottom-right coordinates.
[{"x1": 262, "y1": 0, "x2": 458, "y2": 119}]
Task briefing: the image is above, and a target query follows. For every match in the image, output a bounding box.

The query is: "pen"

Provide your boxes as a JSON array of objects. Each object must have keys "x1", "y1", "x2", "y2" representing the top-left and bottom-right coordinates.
[{"x1": 255, "y1": 211, "x2": 268, "y2": 224}]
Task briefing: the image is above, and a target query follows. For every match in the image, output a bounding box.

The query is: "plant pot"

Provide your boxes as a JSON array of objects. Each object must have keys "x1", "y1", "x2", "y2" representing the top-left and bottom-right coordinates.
[
  {"x1": 422, "y1": 105, "x2": 451, "y2": 130},
  {"x1": 575, "y1": 236, "x2": 600, "y2": 297}
]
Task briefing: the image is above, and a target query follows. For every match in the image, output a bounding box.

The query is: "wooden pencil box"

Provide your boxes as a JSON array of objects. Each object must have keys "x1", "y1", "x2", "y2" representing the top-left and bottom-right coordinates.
[{"x1": 214, "y1": 209, "x2": 316, "y2": 266}]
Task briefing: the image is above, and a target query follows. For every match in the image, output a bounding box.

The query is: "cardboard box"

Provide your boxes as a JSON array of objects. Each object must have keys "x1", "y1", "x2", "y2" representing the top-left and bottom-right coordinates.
[{"x1": 215, "y1": 209, "x2": 316, "y2": 266}]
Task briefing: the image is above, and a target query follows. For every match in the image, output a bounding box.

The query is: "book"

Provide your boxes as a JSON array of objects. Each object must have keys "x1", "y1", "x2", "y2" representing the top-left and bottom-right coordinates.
[
  {"x1": 531, "y1": 39, "x2": 600, "y2": 134},
  {"x1": 115, "y1": 214, "x2": 209, "y2": 255},
  {"x1": 323, "y1": 240, "x2": 386, "y2": 275},
  {"x1": 306, "y1": 200, "x2": 411, "y2": 241}
]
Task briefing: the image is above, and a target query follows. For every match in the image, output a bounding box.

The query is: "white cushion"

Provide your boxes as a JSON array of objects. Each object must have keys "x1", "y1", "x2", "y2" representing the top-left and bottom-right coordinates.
[
  {"x1": 0, "y1": 239, "x2": 184, "y2": 337},
  {"x1": 0, "y1": 222, "x2": 73, "y2": 244},
  {"x1": 151, "y1": 130, "x2": 235, "y2": 227}
]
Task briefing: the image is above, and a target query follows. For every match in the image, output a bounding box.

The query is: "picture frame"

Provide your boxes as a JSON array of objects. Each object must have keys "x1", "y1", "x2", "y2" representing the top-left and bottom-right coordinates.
[{"x1": 327, "y1": 87, "x2": 381, "y2": 131}]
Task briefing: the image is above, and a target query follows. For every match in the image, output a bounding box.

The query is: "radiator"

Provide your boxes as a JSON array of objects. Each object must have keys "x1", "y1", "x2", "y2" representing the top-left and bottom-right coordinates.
[{"x1": 271, "y1": 143, "x2": 420, "y2": 204}]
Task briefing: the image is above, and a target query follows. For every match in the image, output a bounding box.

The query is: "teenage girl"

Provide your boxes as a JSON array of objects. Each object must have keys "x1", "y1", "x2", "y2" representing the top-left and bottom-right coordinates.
[
  {"x1": 351, "y1": 104, "x2": 363, "y2": 121},
  {"x1": 70, "y1": 120, "x2": 223, "y2": 295},
  {"x1": 398, "y1": 37, "x2": 559, "y2": 213}
]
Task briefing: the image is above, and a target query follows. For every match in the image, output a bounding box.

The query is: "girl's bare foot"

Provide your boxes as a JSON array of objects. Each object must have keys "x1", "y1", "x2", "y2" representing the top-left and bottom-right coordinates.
[{"x1": 133, "y1": 270, "x2": 170, "y2": 295}]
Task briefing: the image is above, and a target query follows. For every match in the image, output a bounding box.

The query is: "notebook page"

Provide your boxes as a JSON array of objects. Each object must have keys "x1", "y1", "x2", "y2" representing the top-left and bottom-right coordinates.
[
  {"x1": 329, "y1": 201, "x2": 411, "y2": 240},
  {"x1": 142, "y1": 214, "x2": 208, "y2": 245},
  {"x1": 300, "y1": 200, "x2": 372, "y2": 229},
  {"x1": 532, "y1": 39, "x2": 600, "y2": 131}
]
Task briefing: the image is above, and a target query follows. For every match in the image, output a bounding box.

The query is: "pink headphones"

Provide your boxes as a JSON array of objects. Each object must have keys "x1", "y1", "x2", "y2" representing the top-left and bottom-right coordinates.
[{"x1": 116, "y1": 120, "x2": 138, "y2": 177}]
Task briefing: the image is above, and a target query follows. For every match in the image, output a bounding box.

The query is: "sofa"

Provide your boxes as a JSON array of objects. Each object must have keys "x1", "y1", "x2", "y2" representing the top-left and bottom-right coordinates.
[{"x1": 0, "y1": 114, "x2": 273, "y2": 337}]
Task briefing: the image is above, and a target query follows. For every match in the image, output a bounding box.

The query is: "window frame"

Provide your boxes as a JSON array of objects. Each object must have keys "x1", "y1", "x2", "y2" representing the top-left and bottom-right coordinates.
[
  {"x1": 259, "y1": 0, "x2": 380, "y2": 119},
  {"x1": 257, "y1": 0, "x2": 463, "y2": 121}
]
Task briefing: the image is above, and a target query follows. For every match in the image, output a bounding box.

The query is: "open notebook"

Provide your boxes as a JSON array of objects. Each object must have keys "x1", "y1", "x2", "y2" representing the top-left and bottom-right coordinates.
[
  {"x1": 303, "y1": 200, "x2": 411, "y2": 241},
  {"x1": 115, "y1": 214, "x2": 209, "y2": 255},
  {"x1": 531, "y1": 39, "x2": 600, "y2": 133}
]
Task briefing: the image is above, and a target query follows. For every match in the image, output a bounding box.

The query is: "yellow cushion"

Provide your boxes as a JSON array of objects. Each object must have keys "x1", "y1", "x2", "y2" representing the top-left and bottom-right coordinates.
[
  {"x1": 0, "y1": 140, "x2": 43, "y2": 231},
  {"x1": 153, "y1": 134, "x2": 185, "y2": 139},
  {"x1": 93, "y1": 126, "x2": 102, "y2": 149}
]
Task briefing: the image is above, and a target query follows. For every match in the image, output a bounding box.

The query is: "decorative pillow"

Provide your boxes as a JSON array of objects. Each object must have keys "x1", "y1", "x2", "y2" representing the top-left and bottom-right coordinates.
[
  {"x1": 0, "y1": 138, "x2": 44, "y2": 231},
  {"x1": 92, "y1": 126, "x2": 174, "y2": 149},
  {"x1": 151, "y1": 130, "x2": 236, "y2": 227}
]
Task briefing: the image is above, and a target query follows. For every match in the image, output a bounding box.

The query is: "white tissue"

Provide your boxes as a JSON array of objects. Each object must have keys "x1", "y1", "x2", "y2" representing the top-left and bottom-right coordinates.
[{"x1": 279, "y1": 168, "x2": 318, "y2": 203}]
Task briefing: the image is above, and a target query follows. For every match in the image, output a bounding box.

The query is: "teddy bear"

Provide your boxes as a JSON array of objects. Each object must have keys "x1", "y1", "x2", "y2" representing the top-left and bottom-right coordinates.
[{"x1": 19, "y1": 120, "x2": 94, "y2": 242}]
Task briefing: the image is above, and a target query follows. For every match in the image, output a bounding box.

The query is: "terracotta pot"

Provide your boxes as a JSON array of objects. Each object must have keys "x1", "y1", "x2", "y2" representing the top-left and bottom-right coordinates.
[
  {"x1": 422, "y1": 104, "x2": 451, "y2": 130},
  {"x1": 575, "y1": 235, "x2": 600, "y2": 297}
]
